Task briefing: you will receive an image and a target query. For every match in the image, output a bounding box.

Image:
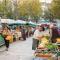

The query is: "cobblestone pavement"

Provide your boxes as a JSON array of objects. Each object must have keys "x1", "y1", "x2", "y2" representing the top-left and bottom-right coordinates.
[{"x1": 0, "y1": 37, "x2": 34, "y2": 60}]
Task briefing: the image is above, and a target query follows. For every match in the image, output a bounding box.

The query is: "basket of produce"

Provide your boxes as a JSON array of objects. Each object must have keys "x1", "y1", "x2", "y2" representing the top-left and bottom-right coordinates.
[
  {"x1": 35, "y1": 53, "x2": 52, "y2": 58},
  {"x1": 38, "y1": 36, "x2": 49, "y2": 49},
  {"x1": 46, "y1": 43, "x2": 58, "y2": 51}
]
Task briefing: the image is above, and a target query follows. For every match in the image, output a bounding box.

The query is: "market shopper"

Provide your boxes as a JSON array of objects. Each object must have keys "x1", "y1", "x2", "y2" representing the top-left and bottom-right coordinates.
[
  {"x1": 15, "y1": 27, "x2": 22, "y2": 40},
  {"x1": 21, "y1": 27, "x2": 26, "y2": 40},
  {"x1": 32, "y1": 27, "x2": 36, "y2": 35},
  {"x1": 26, "y1": 28, "x2": 29, "y2": 38},
  {"x1": 2, "y1": 27, "x2": 11, "y2": 51},
  {"x1": 29, "y1": 27, "x2": 32, "y2": 36},
  {"x1": 50, "y1": 26, "x2": 59, "y2": 43},
  {"x1": 32, "y1": 26, "x2": 44, "y2": 50}
]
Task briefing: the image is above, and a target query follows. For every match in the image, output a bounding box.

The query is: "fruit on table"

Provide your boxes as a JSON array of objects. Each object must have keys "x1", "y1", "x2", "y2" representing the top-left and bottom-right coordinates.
[
  {"x1": 36, "y1": 53, "x2": 51, "y2": 57},
  {"x1": 46, "y1": 43, "x2": 57, "y2": 50},
  {"x1": 41, "y1": 40, "x2": 49, "y2": 44},
  {"x1": 56, "y1": 38, "x2": 60, "y2": 43},
  {"x1": 38, "y1": 43, "x2": 45, "y2": 48},
  {"x1": 57, "y1": 52, "x2": 60, "y2": 56},
  {"x1": 41, "y1": 37, "x2": 48, "y2": 41},
  {"x1": 41, "y1": 37, "x2": 49, "y2": 44},
  {"x1": 38, "y1": 37, "x2": 49, "y2": 49},
  {"x1": 45, "y1": 36, "x2": 50, "y2": 40}
]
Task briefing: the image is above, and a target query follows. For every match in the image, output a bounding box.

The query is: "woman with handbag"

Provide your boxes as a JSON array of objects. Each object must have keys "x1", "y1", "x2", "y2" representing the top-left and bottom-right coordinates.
[{"x1": 2, "y1": 27, "x2": 11, "y2": 51}]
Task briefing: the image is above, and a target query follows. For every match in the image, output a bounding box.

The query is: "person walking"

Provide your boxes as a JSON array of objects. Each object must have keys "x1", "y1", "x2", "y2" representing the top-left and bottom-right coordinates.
[
  {"x1": 21, "y1": 27, "x2": 26, "y2": 40},
  {"x1": 2, "y1": 27, "x2": 11, "y2": 51}
]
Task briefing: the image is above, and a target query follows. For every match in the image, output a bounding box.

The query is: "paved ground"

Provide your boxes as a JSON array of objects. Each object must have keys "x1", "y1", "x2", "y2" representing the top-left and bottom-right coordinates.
[{"x1": 0, "y1": 37, "x2": 34, "y2": 60}]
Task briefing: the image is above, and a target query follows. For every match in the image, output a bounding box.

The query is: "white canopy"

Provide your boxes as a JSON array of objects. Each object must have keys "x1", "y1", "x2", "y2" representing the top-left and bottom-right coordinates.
[
  {"x1": 1, "y1": 19, "x2": 15, "y2": 24},
  {"x1": 1, "y1": 19, "x2": 8, "y2": 23},
  {"x1": 8, "y1": 19, "x2": 15, "y2": 24},
  {"x1": 29, "y1": 21, "x2": 36, "y2": 25},
  {"x1": 1, "y1": 19, "x2": 26, "y2": 24},
  {"x1": 15, "y1": 20, "x2": 26, "y2": 24}
]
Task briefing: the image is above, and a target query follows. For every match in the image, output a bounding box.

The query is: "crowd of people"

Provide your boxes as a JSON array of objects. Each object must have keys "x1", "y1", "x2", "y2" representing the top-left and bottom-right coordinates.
[
  {"x1": 32, "y1": 25, "x2": 60, "y2": 50},
  {"x1": 0, "y1": 26, "x2": 35, "y2": 51},
  {"x1": 0, "y1": 24, "x2": 60, "y2": 51}
]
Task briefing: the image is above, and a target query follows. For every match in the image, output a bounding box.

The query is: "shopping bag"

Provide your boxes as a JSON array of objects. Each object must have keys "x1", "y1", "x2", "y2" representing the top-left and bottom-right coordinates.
[{"x1": 5, "y1": 35, "x2": 12, "y2": 40}]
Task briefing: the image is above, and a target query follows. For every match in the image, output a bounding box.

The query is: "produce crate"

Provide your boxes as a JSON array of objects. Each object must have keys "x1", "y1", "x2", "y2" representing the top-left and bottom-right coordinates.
[
  {"x1": 33, "y1": 48, "x2": 57, "y2": 60},
  {"x1": 33, "y1": 55, "x2": 53, "y2": 60},
  {"x1": 33, "y1": 54, "x2": 57, "y2": 60},
  {"x1": 33, "y1": 50, "x2": 52, "y2": 60},
  {"x1": 33, "y1": 57, "x2": 49, "y2": 60}
]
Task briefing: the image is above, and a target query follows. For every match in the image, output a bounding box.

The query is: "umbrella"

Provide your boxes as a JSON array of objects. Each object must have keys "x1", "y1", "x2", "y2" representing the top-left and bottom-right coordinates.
[{"x1": 27, "y1": 21, "x2": 37, "y2": 27}]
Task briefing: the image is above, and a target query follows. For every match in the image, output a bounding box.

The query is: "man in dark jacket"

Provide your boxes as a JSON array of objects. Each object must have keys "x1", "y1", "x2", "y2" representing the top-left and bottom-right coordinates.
[
  {"x1": 21, "y1": 27, "x2": 26, "y2": 40},
  {"x1": 51, "y1": 27, "x2": 59, "y2": 43}
]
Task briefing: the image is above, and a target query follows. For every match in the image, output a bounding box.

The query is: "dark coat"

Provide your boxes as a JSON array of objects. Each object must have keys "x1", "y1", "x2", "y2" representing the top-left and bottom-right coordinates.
[
  {"x1": 21, "y1": 29, "x2": 26, "y2": 40},
  {"x1": 51, "y1": 27, "x2": 59, "y2": 43}
]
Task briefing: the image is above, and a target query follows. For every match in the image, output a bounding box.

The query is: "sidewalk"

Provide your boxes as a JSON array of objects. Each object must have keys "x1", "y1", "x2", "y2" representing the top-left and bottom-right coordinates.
[{"x1": 0, "y1": 37, "x2": 34, "y2": 60}]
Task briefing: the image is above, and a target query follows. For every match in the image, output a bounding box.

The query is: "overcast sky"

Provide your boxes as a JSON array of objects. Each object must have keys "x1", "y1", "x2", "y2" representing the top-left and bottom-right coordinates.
[{"x1": 40, "y1": 0, "x2": 52, "y2": 3}]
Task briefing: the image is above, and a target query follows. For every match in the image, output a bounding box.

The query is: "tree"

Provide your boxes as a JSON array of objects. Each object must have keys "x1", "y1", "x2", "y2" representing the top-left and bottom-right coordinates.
[
  {"x1": 0, "y1": 0, "x2": 42, "y2": 21},
  {"x1": 12, "y1": 0, "x2": 19, "y2": 20},
  {"x1": 18, "y1": 0, "x2": 42, "y2": 22},
  {"x1": 0, "y1": 0, "x2": 13, "y2": 19},
  {"x1": 0, "y1": 1, "x2": 4, "y2": 17},
  {"x1": 5, "y1": 0, "x2": 13, "y2": 19},
  {"x1": 18, "y1": 0, "x2": 29, "y2": 20},
  {"x1": 50, "y1": 0, "x2": 60, "y2": 19},
  {"x1": 43, "y1": 9, "x2": 54, "y2": 21},
  {"x1": 29, "y1": 0, "x2": 42, "y2": 22}
]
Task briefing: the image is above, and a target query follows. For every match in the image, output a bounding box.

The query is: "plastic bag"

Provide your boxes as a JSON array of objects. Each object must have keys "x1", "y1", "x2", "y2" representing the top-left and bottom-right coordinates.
[{"x1": 5, "y1": 35, "x2": 12, "y2": 40}]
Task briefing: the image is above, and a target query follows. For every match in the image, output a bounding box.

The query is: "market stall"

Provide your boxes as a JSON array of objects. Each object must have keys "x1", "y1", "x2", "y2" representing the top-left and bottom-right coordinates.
[
  {"x1": 26, "y1": 21, "x2": 37, "y2": 27},
  {"x1": 14, "y1": 20, "x2": 26, "y2": 25},
  {"x1": 33, "y1": 33, "x2": 60, "y2": 60}
]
